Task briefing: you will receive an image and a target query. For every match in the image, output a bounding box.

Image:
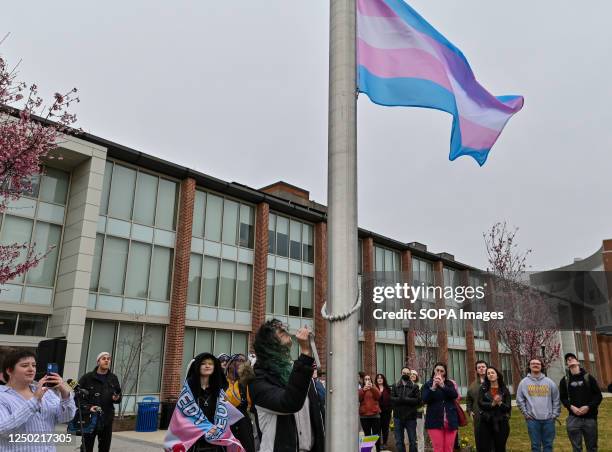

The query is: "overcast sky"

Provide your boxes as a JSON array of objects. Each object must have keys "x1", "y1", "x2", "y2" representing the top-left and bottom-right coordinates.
[{"x1": 3, "y1": 1, "x2": 611, "y2": 270}]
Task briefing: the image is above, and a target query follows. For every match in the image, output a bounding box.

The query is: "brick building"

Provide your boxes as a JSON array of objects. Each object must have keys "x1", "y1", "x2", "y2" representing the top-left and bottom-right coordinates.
[{"x1": 0, "y1": 131, "x2": 609, "y2": 413}]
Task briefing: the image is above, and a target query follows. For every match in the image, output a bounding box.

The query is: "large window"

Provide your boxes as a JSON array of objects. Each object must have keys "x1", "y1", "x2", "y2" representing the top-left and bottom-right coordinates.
[
  {"x1": 182, "y1": 327, "x2": 249, "y2": 377},
  {"x1": 0, "y1": 168, "x2": 69, "y2": 306},
  {"x1": 376, "y1": 343, "x2": 405, "y2": 381},
  {"x1": 412, "y1": 258, "x2": 434, "y2": 287},
  {"x1": 475, "y1": 351, "x2": 491, "y2": 366},
  {"x1": 268, "y1": 213, "x2": 313, "y2": 263},
  {"x1": 448, "y1": 349, "x2": 468, "y2": 395},
  {"x1": 89, "y1": 234, "x2": 173, "y2": 314},
  {"x1": 0, "y1": 312, "x2": 48, "y2": 336},
  {"x1": 79, "y1": 320, "x2": 165, "y2": 412},
  {"x1": 99, "y1": 161, "x2": 177, "y2": 230},
  {"x1": 266, "y1": 269, "x2": 313, "y2": 318},
  {"x1": 192, "y1": 190, "x2": 254, "y2": 249},
  {"x1": 374, "y1": 246, "x2": 401, "y2": 273},
  {"x1": 500, "y1": 354, "x2": 513, "y2": 390}
]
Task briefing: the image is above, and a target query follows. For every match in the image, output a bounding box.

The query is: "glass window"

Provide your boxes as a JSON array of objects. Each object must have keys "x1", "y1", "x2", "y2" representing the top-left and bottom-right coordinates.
[
  {"x1": 274, "y1": 271, "x2": 288, "y2": 315},
  {"x1": 266, "y1": 270, "x2": 274, "y2": 314},
  {"x1": 107, "y1": 165, "x2": 136, "y2": 220},
  {"x1": 16, "y1": 314, "x2": 47, "y2": 336},
  {"x1": 150, "y1": 247, "x2": 173, "y2": 301},
  {"x1": 289, "y1": 220, "x2": 302, "y2": 260},
  {"x1": 193, "y1": 191, "x2": 206, "y2": 238},
  {"x1": 221, "y1": 200, "x2": 239, "y2": 245},
  {"x1": 133, "y1": 172, "x2": 158, "y2": 226},
  {"x1": 79, "y1": 320, "x2": 92, "y2": 377},
  {"x1": 0, "y1": 312, "x2": 17, "y2": 334},
  {"x1": 289, "y1": 274, "x2": 301, "y2": 316},
  {"x1": 98, "y1": 237, "x2": 129, "y2": 295},
  {"x1": 115, "y1": 323, "x2": 142, "y2": 394},
  {"x1": 188, "y1": 254, "x2": 203, "y2": 305},
  {"x1": 90, "y1": 235, "x2": 104, "y2": 291},
  {"x1": 268, "y1": 214, "x2": 276, "y2": 254},
  {"x1": 202, "y1": 257, "x2": 220, "y2": 306},
  {"x1": 27, "y1": 222, "x2": 62, "y2": 286},
  {"x1": 100, "y1": 161, "x2": 113, "y2": 215},
  {"x1": 236, "y1": 264, "x2": 252, "y2": 311},
  {"x1": 155, "y1": 179, "x2": 177, "y2": 230},
  {"x1": 196, "y1": 329, "x2": 213, "y2": 355},
  {"x1": 39, "y1": 168, "x2": 69, "y2": 205},
  {"x1": 301, "y1": 277, "x2": 313, "y2": 318},
  {"x1": 302, "y1": 224, "x2": 314, "y2": 264},
  {"x1": 205, "y1": 194, "x2": 223, "y2": 242},
  {"x1": 139, "y1": 325, "x2": 164, "y2": 393},
  {"x1": 239, "y1": 205, "x2": 254, "y2": 248},
  {"x1": 232, "y1": 332, "x2": 248, "y2": 355},
  {"x1": 125, "y1": 242, "x2": 152, "y2": 298},
  {"x1": 182, "y1": 328, "x2": 196, "y2": 378},
  {"x1": 214, "y1": 331, "x2": 232, "y2": 355},
  {"x1": 0, "y1": 216, "x2": 34, "y2": 283},
  {"x1": 87, "y1": 321, "x2": 116, "y2": 371},
  {"x1": 276, "y1": 217, "x2": 289, "y2": 257},
  {"x1": 219, "y1": 260, "x2": 236, "y2": 308}
]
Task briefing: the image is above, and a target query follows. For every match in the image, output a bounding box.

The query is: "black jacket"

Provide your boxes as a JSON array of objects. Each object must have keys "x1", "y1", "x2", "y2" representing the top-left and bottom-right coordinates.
[
  {"x1": 249, "y1": 354, "x2": 324, "y2": 452},
  {"x1": 559, "y1": 369, "x2": 602, "y2": 419},
  {"x1": 78, "y1": 368, "x2": 122, "y2": 426},
  {"x1": 477, "y1": 384, "x2": 511, "y2": 431},
  {"x1": 390, "y1": 379, "x2": 421, "y2": 420}
]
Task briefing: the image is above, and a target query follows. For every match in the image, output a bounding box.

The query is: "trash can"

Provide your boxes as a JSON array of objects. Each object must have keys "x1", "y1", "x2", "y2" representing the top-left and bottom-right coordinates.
[
  {"x1": 159, "y1": 399, "x2": 177, "y2": 430},
  {"x1": 135, "y1": 397, "x2": 160, "y2": 432}
]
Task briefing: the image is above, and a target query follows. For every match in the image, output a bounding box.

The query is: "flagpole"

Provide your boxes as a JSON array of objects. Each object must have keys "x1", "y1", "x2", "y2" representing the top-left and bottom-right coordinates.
[{"x1": 326, "y1": 0, "x2": 359, "y2": 450}]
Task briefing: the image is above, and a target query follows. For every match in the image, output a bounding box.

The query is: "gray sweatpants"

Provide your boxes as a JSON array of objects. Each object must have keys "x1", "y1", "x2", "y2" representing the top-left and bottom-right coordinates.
[{"x1": 566, "y1": 415, "x2": 597, "y2": 452}]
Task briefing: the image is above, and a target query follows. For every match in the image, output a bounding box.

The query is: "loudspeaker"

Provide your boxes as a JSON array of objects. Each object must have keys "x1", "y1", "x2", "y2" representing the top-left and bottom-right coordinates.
[{"x1": 36, "y1": 338, "x2": 67, "y2": 380}]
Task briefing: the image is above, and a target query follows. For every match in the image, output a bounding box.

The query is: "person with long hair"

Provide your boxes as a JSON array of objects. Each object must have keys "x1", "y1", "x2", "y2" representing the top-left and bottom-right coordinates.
[
  {"x1": 421, "y1": 362, "x2": 459, "y2": 452},
  {"x1": 0, "y1": 349, "x2": 76, "y2": 451},
  {"x1": 476, "y1": 366, "x2": 511, "y2": 452},
  {"x1": 375, "y1": 373, "x2": 391, "y2": 450},
  {"x1": 359, "y1": 374, "x2": 382, "y2": 452},
  {"x1": 186, "y1": 352, "x2": 232, "y2": 452},
  {"x1": 249, "y1": 319, "x2": 324, "y2": 452},
  {"x1": 409, "y1": 370, "x2": 425, "y2": 452},
  {"x1": 225, "y1": 354, "x2": 256, "y2": 452}
]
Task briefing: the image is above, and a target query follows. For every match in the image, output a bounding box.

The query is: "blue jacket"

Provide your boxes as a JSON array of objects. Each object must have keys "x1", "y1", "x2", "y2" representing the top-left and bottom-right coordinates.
[{"x1": 422, "y1": 379, "x2": 459, "y2": 430}]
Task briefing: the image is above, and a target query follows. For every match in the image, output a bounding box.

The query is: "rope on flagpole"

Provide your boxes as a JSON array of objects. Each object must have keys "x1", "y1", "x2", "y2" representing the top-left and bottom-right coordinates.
[{"x1": 320, "y1": 284, "x2": 361, "y2": 322}]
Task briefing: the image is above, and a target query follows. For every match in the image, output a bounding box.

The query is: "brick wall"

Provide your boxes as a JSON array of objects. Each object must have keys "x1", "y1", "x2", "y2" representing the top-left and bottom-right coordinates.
[
  {"x1": 362, "y1": 237, "x2": 376, "y2": 375},
  {"x1": 462, "y1": 270, "x2": 477, "y2": 385},
  {"x1": 434, "y1": 261, "x2": 448, "y2": 363},
  {"x1": 314, "y1": 222, "x2": 328, "y2": 371},
  {"x1": 250, "y1": 202, "x2": 270, "y2": 348},
  {"x1": 401, "y1": 250, "x2": 415, "y2": 361},
  {"x1": 160, "y1": 178, "x2": 195, "y2": 402}
]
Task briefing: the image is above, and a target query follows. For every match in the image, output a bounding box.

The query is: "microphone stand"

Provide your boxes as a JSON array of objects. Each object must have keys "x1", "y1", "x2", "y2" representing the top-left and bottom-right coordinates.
[{"x1": 74, "y1": 389, "x2": 86, "y2": 452}]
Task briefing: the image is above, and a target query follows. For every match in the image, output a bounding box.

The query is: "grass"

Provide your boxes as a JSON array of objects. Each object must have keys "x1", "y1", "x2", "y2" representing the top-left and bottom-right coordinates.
[{"x1": 457, "y1": 397, "x2": 612, "y2": 451}]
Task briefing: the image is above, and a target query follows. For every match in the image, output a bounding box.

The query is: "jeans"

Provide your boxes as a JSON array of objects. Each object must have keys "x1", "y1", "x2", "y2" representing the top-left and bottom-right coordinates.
[
  {"x1": 393, "y1": 418, "x2": 417, "y2": 452},
  {"x1": 526, "y1": 419, "x2": 556, "y2": 452},
  {"x1": 566, "y1": 416, "x2": 598, "y2": 452}
]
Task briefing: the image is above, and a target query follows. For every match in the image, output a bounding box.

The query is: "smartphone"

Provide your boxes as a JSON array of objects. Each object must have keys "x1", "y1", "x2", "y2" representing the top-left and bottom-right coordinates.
[{"x1": 44, "y1": 363, "x2": 59, "y2": 387}]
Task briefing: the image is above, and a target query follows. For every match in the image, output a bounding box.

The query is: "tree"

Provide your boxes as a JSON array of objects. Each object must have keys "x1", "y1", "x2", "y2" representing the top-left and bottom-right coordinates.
[
  {"x1": 484, "y1": 221, "x2": 561, "y2": 376},
  {"x1": 0, "y1": 35, "x2": 79, "y2": 285}
]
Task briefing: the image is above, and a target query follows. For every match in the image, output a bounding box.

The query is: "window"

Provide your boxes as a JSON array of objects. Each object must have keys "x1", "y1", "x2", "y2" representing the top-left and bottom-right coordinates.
[
  {"x1": 376, "y1": 343, "x2": 404, "y2": 380},
  {"x1": 91, "y1": 235, "x2": 173, "y2": 302},
  {"x1": 268, "y1": 213, "x2": 314, "y2": 263},
  {"x1": 186, "y1": 255, "x2": 252, "y2": 310},
  {"x1": 182, "y1": 327, "x2": 249, "y2": 376},
  {"x1": 100, "y1": 161, "x2": 177, "y2": 230},
  {"x1": 374, "y1": 246, "x2": 401, "y2": 273},
  {"x1": 575, "y1": 332, "x2": 583, "y2": 353},
  {"x1": 193, "y1": 191, "x2": 254, "y2": 248},
  {"x1": 266, "y1": 269, "x2": 314, "y2": 318},
  {"x1": 448, "y1": 349, "x2": 468, "y2": 395},
  {"x1": 0, "y1": 312, "x2": 47, "y2": 336},
  {"x1": 412, "y1": 258, "x2": 434, "y2": 286},
  {"x1": 26, "y1": 223, "x2": 62, "y2": 286},
  {"x1": 375, "y1": 246, "x2": 402, "y2": 331},
  {"x1": 79, "y1": 320, "x2": 165, "y2": 401},
  {"x1": 475, "y1": 351, "x2": 491, "y2": 365},
  {"x1": 500, "y1": 354, "x2": 513, "y2": 388}
]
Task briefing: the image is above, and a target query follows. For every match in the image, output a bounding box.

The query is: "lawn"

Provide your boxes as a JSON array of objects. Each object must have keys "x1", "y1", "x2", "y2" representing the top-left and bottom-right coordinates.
[{"x1": 456, "y1": 397, "x2": 612, "y2": 452}]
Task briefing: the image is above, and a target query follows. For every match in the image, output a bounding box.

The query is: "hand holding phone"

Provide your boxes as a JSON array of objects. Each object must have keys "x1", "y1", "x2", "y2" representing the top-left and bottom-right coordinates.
[{"x1": 44, "y1": 363, "x2": 59, "y2": 388}]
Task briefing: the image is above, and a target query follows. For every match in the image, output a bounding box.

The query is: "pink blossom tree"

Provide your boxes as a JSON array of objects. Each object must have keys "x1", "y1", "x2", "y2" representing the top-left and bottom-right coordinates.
[
  {"x1": 484, "y1": 221, "x2": 561, "y2": 377},
  {"x1": 0, "y1": 36, "x2": 79, "y2": 285}
]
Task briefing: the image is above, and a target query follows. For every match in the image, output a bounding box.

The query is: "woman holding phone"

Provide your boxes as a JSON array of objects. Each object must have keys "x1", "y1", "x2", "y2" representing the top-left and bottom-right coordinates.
[
  {"x1": 0, "y1": 349, "x2": 76, "y2": 451},
  {"x1": 421, "y1": 362, "x2": 459, "y2": 452},
  {"x1": 359, "y1": 374, "x2": 382, "y2": 452}
]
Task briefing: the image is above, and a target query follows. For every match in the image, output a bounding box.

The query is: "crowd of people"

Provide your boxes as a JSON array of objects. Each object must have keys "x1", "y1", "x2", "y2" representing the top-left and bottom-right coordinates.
[{"x1": 0, "y1": 325, "x2": 606, "y2": 452}]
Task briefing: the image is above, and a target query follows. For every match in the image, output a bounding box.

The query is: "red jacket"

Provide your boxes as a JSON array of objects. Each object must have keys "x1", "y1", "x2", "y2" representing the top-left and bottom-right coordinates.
[{"x1": 359, "y1": 386, "x2": 381, "y2": 416}]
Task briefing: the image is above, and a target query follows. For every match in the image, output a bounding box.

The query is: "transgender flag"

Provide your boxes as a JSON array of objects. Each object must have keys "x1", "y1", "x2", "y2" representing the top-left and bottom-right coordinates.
[
  {"x1": 164, "y1": 382, "x2": 245, "y2": 452},
  {"x1": 357, "y1": 0, "x2": 524, "y2": 165}
]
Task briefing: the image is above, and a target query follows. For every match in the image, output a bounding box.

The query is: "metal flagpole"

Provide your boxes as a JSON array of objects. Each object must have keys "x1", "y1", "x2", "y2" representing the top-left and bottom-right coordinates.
[{"x1": 326, "y1": 0, "x2": 359, "y2": 450}]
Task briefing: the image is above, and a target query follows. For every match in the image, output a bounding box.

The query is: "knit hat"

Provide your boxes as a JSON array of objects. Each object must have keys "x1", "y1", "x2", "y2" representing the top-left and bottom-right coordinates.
[{"x1": 96, "y1": 352, "x2": 111, "y2": 363}]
